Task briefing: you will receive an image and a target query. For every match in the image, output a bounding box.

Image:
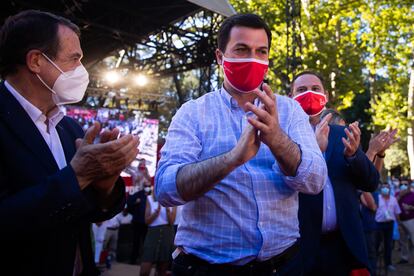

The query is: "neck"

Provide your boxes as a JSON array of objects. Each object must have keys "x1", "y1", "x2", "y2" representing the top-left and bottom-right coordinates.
[
  {"x1": 309, "y1": 114, "x2": 321, "y2": 127},
  {"x1": 223, "y1": 82, "x2": 256, "y2": 111},
  {"x1": 6, "y1": 73, "x2": 56, "y2": 115}
]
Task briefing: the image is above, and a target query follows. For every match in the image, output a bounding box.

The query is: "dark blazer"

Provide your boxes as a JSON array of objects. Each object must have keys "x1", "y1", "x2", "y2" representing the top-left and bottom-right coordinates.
[
  {"x1": 0, "y1": 82, "x2": 125, "y2": 276},
  {"x1": 299, "y1": 124, "x2": 379, "y2": 272}
]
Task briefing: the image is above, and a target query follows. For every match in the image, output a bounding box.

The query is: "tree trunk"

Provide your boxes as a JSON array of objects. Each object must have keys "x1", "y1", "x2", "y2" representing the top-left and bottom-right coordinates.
[{"x1": 408, "y1": 63, "x2": 414, "y2": 179}]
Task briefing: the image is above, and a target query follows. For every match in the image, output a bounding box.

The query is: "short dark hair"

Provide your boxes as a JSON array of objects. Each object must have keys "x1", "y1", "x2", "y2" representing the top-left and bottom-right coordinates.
[
  {"x1": 291, "y1": 71, "x2": 326, "y2": 91},
  {"x1": 217, "y1": 13, "x2": 272, "y2": 52},
  {"x1": 320, "y1": 109, "x2": 345, "y2": 125},
  {"x1": 0, "y1": 10, "x2": 80, "y2": 78}
]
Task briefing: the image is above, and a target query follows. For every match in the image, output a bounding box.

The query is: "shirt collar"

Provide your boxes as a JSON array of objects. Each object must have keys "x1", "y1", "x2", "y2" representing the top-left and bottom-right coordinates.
[
  {"x1": 5, "y1": 80, "x2": 64, "y2": 126},
  {"x1": 219, "y1": 86, "x2": 239, "y2": 109}
]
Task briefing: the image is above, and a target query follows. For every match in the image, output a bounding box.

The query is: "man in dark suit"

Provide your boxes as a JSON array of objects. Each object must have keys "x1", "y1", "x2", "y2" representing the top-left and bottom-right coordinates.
[
  {"x1": 290, "y1": 71, "x2": 379, "y2": 275},
  {"x1": 0, "y1": 10, "x2": 139, "y2": 275}
]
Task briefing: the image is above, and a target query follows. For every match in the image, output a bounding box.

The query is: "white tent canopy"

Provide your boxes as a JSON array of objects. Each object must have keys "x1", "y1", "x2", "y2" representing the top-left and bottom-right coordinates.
[{"x1": 187, "y1": 0, "x2": 237, "y2": 17}]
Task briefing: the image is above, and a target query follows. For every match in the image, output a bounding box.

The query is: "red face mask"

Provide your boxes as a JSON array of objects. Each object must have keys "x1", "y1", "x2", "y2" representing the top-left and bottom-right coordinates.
[
  {"x1": 222, "y1": 56, "x2": 268, "y2": 93},
  {"x1": 293, "y1": 90, "x2": 327, "y2": 116}
]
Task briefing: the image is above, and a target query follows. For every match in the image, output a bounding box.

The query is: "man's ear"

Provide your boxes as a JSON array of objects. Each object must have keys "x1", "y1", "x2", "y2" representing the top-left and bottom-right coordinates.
[
  {"x1": 215, "y1": 49, "x2": 223, "y2": 66},
  {"x1": 324, "y1": 90, "x2": 329, "y2": 102},
  {"x1": 26, "y1": 50, "x2": 43, "y2": 74}
]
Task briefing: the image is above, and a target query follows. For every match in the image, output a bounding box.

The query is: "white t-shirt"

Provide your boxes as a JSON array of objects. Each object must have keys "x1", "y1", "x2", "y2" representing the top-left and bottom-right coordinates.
[{"x1": 147, "y1": 195, "x2": 169, "y2": 227}]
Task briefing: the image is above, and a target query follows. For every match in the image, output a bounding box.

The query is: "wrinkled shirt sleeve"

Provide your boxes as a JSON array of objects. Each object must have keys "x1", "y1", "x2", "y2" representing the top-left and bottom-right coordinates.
[
  {"x1": 274, "y1": 101, "x2": 327, "y2": 194},
  {"x1": 155, "y1": 101, "x2": 201, "y2": 206}
]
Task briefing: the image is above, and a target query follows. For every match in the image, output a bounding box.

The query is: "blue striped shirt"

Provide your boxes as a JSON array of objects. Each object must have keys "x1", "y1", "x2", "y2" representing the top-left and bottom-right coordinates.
[{"x1": 155, "y1": 87, "x2": 327, "y2": 264}]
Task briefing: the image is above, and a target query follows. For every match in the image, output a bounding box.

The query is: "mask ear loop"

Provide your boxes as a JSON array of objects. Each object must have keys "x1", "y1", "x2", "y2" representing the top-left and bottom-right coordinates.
[
  {"x1": 36, "y1": 74, "x2": 57, "y2": 95},
  {"x1": 41, "y1": 53, "x2": 65, "y2": 75}
]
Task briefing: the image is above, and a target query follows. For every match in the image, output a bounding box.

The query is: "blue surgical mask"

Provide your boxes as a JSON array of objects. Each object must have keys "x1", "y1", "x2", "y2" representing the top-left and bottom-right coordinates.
[
  {"x1": 400, "y1": 185, "x2": 408, "y2": 191},
  {"x1": 381, "y1": 187, "x2": 390, "y2": 195}
]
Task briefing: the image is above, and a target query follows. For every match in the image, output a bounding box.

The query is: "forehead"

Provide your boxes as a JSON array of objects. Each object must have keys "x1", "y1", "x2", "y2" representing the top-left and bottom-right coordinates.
[
  {"x1": 56, "y1": 25, "x2": 82, "y2": 56},
  {"x1": 293, "y1": 74, "x2": 324, "y2": 89},
  {"x1": 226, "y1": 26, "x2": 268, "y2": 49}
]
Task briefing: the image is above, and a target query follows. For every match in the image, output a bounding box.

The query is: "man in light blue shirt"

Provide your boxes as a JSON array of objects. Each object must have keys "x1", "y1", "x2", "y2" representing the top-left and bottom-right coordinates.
[{"x1": 156, "y1": 14, "x2": 327, "y2": 276}]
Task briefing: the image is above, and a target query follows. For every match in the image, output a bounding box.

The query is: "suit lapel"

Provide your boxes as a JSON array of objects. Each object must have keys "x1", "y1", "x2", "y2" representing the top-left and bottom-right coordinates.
[
  {"x1": 0, "y1": 82, "x2": 59, "y2": 173},
  {"x1": 325, "y1": 124, "x2": 335, "y2": 163}
]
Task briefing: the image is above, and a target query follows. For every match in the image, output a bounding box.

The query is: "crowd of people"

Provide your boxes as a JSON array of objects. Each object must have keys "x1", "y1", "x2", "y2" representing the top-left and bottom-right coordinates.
[{"x1": 1, "y1": 8, "x2": 413, "y2": 276}]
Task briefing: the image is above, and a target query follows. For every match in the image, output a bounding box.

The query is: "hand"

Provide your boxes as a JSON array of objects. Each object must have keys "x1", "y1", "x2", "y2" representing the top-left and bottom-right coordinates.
[
  {"x1": 315, "y1": 113, "x2": 332, "y2": 152},
  {"x1": 228, "y1": 122, "x2": 260, "y2": 166},
  {"x1": 70, "y1": 122, "x2": 140, "y2": 190},
  {"x1": 368, "y1": 131, "x2": 389, "y2": 156},
  {"x1": 379, "y1": 128, "x2": 399, "y2": 155},
  {"x1": 156, "y1": 203, "x2": 161, "y2": 213},
  {"x1": 90, "y1": 127, "x2": 125, "y2": 195},
  {"x1": 342, "y1": 121, "x2": 361, "y2": 157},
  {"x1": 245, "y1": 84, "x2": 282, "y2": 148}
]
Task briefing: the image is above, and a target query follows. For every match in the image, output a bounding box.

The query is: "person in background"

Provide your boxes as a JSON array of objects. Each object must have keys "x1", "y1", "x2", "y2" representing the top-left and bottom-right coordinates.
[
  {"x1": 92, "y1": 222, "x2": 107, "y2": 265},
  {"x1": 127, "y1": 184, "x2": 149, "y2": 264},
  {"x1": 396, "y1": 180, "x2": 414, "y2": 264},
  {"x1": 117, "y1": 207, "x2": 133, "y2": 225},
  {"x1": 375, "y1": 183, "x2": 402, "y2": 272},
  {"x1": 140, "y1": 186, "x2": 176, "y2": 276},
  {"x1": 290, "y1": 71, "x2": 379, "y2": 275},
  {"x1": 103, "y1": 207, "x2": 134, "y2": 268},
  {"x1": 365, "y1": 129, "x2": 399, "y2": 171}
]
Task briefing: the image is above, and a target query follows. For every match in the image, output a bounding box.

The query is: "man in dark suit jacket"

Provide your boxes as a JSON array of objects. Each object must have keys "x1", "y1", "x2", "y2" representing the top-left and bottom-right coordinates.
[
  {"x1": 0, "y1": 10, "x2": 139, "y2": 275},
  {"x1": 290, "y1": 71, "x2": 379, "y2": 275}
]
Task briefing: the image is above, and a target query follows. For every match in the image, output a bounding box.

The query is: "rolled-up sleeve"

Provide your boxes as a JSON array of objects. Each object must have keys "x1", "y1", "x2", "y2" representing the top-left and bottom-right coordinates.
[
  {"x1": 276, "y1": 101, "x2": 327, "y2": 194},
  {"x1": 155, "y1": 101, "x2": 202, "y2": 206}
]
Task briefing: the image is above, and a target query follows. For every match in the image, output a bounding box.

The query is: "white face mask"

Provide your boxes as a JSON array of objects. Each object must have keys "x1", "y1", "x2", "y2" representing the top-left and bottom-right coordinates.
[
  {"x1": 144, "y1": 187, "x2": 152, "y2": 193},
  {"x1": 36, "y1": 53, "x2": 89, "y2": 105}
]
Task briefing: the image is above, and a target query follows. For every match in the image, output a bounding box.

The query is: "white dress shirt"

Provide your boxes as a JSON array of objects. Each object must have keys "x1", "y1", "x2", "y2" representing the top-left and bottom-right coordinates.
[{"x1": 322, "y1": 176, "x2": 338, "y2": 232}]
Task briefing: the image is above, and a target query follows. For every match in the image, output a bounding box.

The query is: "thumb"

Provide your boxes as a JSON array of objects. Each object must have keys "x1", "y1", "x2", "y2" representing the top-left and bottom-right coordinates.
[
  {"x1": 83, "y1": 121, "x2": 101, "y2": 145},
  {"x1": 75, "y1": 138, "x2": 83, "y2": 149}
]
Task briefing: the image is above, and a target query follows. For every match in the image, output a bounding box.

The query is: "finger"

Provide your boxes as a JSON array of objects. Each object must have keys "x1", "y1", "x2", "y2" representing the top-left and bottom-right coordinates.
[
  {"x1": 83, "y1": 121, "x2": 101, "y2": 146},
  {"x1": 342, "y1": 137, "x2": 351, "y2": 150},
  {"x1": 245, "y1": 102, "x2": 272, "y2": 124},
  {"x1": 389, "y1": 128, "x2": 398, "y2": 138},
  {"x1": 109, "y1": 146, "x2": 139, "y2": 172},
  {"x1": 119, "y1": 136, "x2": 140, "y2": 158},
  {"x1": 345, "y1": 128, "x2": 356, "y2": 146},
  {"x1": 349, "y1": 124, "x2": 361, "y2": 144},
  {"x1": 247, "y1": 117, "x2": 270, "y2": 133},
  {"x1": 108, "y1": 128, "x2": 120, "y2": 142},
  {"x1": 376, "y1": 132, "x2": 387, "y2": 140},
  {"x1": 75, "y1": 138, "x2": 83, "y2": 150},
  {"x1": 101, "y1": 146, "x2": 139, "y2": 175},
  {"x1": 318, "y1": 115, "x2": 331, "y2": 131},
  {"x1": 252, "y1": 87, "x2": 276, "y2": 116},
  {"x1": 107, "y1": 136, "x2": 140, "y2": 162},
  {"x1": 100, "y1": 130, "x2": 113, "y2": 144},
  {"x1": 102, "y1": 134, "x2": 135, "y2": 153},
  {"x1": 320, "y1": 113, "x2": 333, "y2": 126},
  {"x1": 262, "y1": 83, "x2": 276, "y2": 101},
  {"x1": 349, "y1": 123, "x2": 361, "y2": 136}
]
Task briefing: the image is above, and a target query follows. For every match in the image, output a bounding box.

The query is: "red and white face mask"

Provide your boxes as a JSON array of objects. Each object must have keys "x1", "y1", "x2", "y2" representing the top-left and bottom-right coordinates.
[
  {"x1": 222, "y1": 56, "x2": 268, "y2": 93},
  {"x1": 293, "y1": 90, "x2": 327, "y2": 116}
]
